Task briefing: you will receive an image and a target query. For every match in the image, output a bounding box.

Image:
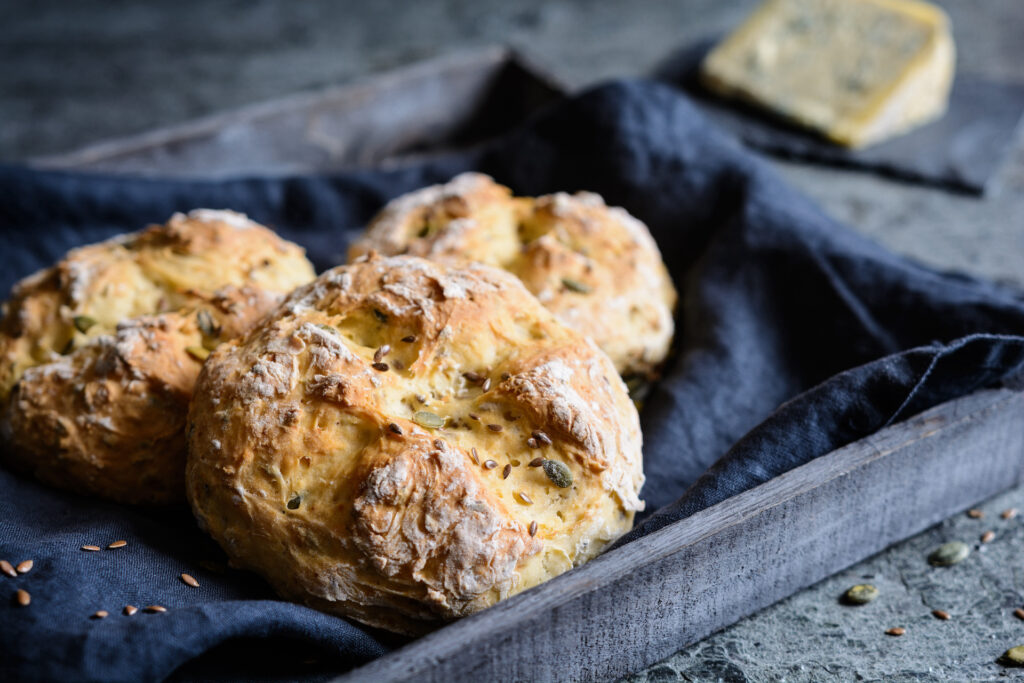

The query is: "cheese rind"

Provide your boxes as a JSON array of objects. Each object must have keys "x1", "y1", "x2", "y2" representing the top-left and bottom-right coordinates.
[{"x1": 700, "y1": 0, "x2": 956, "y2": 148}]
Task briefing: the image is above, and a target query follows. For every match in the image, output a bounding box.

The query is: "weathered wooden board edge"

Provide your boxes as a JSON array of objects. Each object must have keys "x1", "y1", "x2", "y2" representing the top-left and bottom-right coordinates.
[
  {"x1": 335, "y1": 388, "x2": 1024, "y2": 682},
  {"x1": 28, "y1": 45, "x2": 566, "y2": 175}
]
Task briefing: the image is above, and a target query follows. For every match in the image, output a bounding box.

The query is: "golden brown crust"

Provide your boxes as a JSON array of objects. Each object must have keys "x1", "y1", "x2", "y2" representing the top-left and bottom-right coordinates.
[
  {"x1": 186, "y1": 255, "x2": 644, "y2": 634},
  {"x1": 348, "y1": 173, "x2": 677, "y2": 380},
  {"x1": 0, "y1": 210, "x2": 315, "y2": 504}
]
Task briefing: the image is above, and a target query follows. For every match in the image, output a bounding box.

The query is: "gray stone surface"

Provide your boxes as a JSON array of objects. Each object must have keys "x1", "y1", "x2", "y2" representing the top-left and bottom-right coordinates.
[
  {"x1": 2, "y1": 1, "x2": 1023, "y2": 680},
  {"x1": 622, "y1": 487, "x2": 1024, "y2": 683}
]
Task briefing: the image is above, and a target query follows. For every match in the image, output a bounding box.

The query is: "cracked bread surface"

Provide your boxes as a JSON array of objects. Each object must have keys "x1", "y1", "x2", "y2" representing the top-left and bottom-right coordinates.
[
  {"x1": 0, "y1": 210, "x2": 315, "y2": 503},
  {"x1": 348, "y1": 173, "x2": 677, "y2": 381},
  {"x1": 186, "y1": 254, "x2": 644, "y2": 634}
]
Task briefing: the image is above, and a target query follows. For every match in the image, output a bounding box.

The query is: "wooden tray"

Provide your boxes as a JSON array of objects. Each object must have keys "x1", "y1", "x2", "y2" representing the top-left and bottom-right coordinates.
[
  {"x1": 29, "y1": 47, "x2": 1024, "y2": 681},
  {"x1": 340, "y1": 388, "x2": 1024, "y2": 681}
]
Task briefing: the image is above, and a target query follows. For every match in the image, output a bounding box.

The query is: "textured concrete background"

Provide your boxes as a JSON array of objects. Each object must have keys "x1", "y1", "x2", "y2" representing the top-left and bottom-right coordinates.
[{"x1": 2, "y1": 1, "x2": 1023, "y2": 680}]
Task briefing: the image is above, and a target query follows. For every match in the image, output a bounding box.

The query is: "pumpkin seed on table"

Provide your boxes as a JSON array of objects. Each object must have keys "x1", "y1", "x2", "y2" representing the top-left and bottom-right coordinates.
[
  {"x1": 108, "y1": 540, "x2": 127, "y2": 549},
  {"x1": 181, "y1": 573, "x2": 200, "y2": 588},
  {"x1": 842, "y1": 584, "x2": 879, "y2": 605},
  {"x1": 15, "y1": 589, "x2": 30, "y2": 606},
  {"x1": 928, "y1": 541, "x2": 969, "y2": 566},
  {"x1": 932, "y1": 609, "x2": 951, "y2": 620},
  {"x1": 16, "y1": 560, "x2": 33, "y2": 574},
  {"x1": 1003, "y1": 508, "x2": 1019, "y2": 520},
  {"x1": 0, "y1": 560, "x2": 15, "y2": 578},
  {"x1": 1015, "y1": 608, "x2": 1024, "y2": 621},
  {"x1": 885, "y1": 627, "x2": 905, "y2": 636},
  {"x1": 1000, "y1": 645, "x2": 1024, "y2": 667}
]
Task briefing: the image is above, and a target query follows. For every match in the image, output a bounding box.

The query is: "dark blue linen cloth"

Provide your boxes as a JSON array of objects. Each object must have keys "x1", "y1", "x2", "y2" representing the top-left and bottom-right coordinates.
[{"x1": 2, "y1": 80, "x2": 1024, "y2": 682}]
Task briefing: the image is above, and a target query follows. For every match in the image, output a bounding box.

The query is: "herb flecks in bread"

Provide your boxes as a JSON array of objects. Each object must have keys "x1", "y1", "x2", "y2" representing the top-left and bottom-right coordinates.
[
  {"x1": 0, "y1": 210, "x2": 315, "y2": 504},
  {"x1": 349, "y1": 173, "x2": 677, "y2": 381},
  {"x1": 186, "y1": 254, "x2": 645, "y2": 634}
]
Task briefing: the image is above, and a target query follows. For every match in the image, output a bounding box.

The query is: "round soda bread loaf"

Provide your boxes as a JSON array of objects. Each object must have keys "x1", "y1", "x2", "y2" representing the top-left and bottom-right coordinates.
[
  {"x1": 348, "y1": 173, "x2": 677, "y2": 381},
  {"x1": 0, "y1": 210, "x2": 315, "y2": 504},
  {"x1": 186, "y1": 254, "x2": 645, "y2": 634}
]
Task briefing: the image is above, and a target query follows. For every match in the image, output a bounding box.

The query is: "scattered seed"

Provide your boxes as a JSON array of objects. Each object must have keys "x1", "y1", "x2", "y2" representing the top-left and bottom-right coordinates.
[
  {"x1": 487, "y1": 424, "x2": 503, "y2": 432},
  {"x1": 1003, "y1": 508, "x2": 1019, "y2": 520},
  {"x1": 932, "y1": 609, "x2": 951, "y2": 621},
  {"x1": 387, "y1": 423, "x2": 403, "y2": 436},
  {"x1": 532, "y1": 431, "x2": 552, "y2": 446},
  {"x1": 108, "y1": 540, "x2": 127, "y2": 549},
  {"x1": 1015, "y1": 608, "x2": 1024, "y2": 621},
  {"x1": 181, "y1": 573, "x2": 200, "y2": 588},
  {"x1": 372, "y1": 309, "x2": 388, "y2": 323},
  {"x1": 885, "y1": 627, "x2": 905, "y2": 637},
  {"x1": 0, "y1": 560, "x2": 15, "y2": 578},
  {"x1": 92, "y1": 610, "x2": 109, "y2": 619},
  {"x1": 371, "y1": 362, "x2": 389, "y2": 372},
  {"x1": 16, "y1": 560, "x2": 33, "y2": 574},
  {"x1": 81, "y1": 545, "x2": 101, "y2": 552},
  {"x1": 196, "y1": 310, "x2": 218, "y2": 337},
  {"x1": 1000, "y1": 645, "x2": 1024, "y2": 667},
  {"x1": 186, "y1": 346, "x2": 210, "y2": 361},
  {"x1": 481, "y1": 378, "x2": 491, "y2": 392},
  {"x1": 415, "y1": 394, "x2": 427, "y2": 403},
  {"x1": 542, "y1": 460, "x2": 573, "y2": 488},
  {"x1": 529, "y1": 458, "x2": 544, "y2": 468},
  {"x1": 144, "y1": 605, "x2": 167, "y2": 613},
  {"x1": 967, "y1": 508, "x2": 984, "y2": 519},
  {"x1": 15, "y1": 589, "x2": 30, "y2": 606},
  {"x1": 402, "y1": 335, "x2": 417, "y2": 343},
  {"x1": 503, "y1": 411, "x2": 519, "y2": 421},
  {"x1": 842, "y1": 584, "x2": 879, "y2": 605},
  {"x1": 529, "y1": 521, "x2": 538, "y2": 537},
  {"x1": 484, "y1": 460, "x2": 498, "y2": 470},
  {"x1": 373, "y1": 345, "x2": 391, "y2": 363},
  {"x1": 928, "y1": 541, "x2": 969, "y2": 566},
  {"x1": 468, "y1": 413, "x2": 480, "y2": 421},
  {"x1": 412, "y1": 411, "x2": 445, "y2": 429},
  {"x1": 561, "y1": 277, "x2": 593, "y2": 294},
  {"x1": 981, "y1": 531, "x2": 996, "y2": 543},
  {"x1": 470, "y1": 447, "x2": 480, "y2": 465},
  {"x1": 501, "y1": 372, "x2": 511, "y2": 381},
  {"x1": 392, "y1": 359, "x2": 405, "y2": 371},
  {"x1": 527, "y1": 437, "x2": 539, "y2": 449},
  {"x1": 287, "y1": 495, "x2": 302, "y2": 510},
  {"x1": 124, "y1": 605, "x2": 138, "y2": 616},
  {"x1": 514, "y1": 491, "x2": 533, "y2": 505},
  {"x1": 502, "y1": 464, "x2": 512, "y2": 479},
  {"x1": 433, "y1": 439, "x2": 445, "y2": 450},
  {"x1": 463, "y1": 371, "x2": 483, "y2": 383},
  {"x1": 73, "y1": 315, "x2": 97, "y2": 334}
]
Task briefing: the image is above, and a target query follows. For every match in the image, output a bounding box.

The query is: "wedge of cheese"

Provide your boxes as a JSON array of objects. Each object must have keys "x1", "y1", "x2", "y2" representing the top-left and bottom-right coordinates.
[{"x1": 700, "y1": 0, "x2": 955, "y2": 148}]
